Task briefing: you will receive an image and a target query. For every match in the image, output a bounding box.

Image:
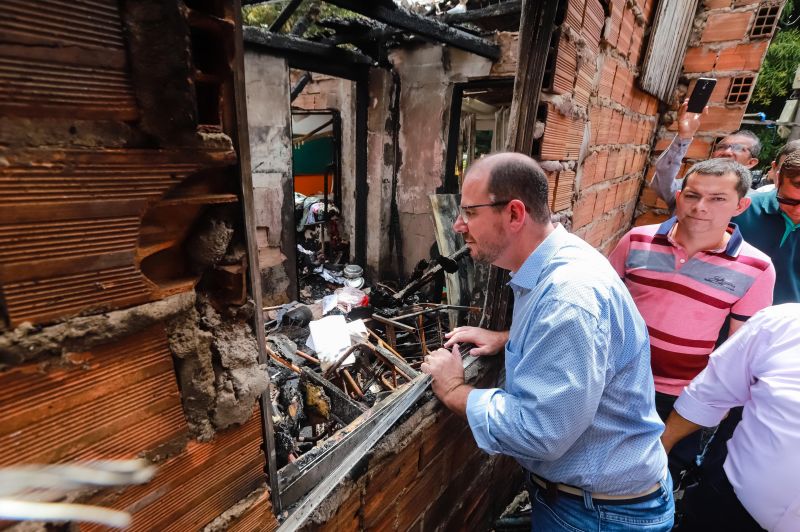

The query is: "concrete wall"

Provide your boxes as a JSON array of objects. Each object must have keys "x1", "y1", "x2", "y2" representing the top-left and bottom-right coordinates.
[
  {"x1": 390, "y1": 45, "x2": 492, "y2": 276},
  {"x1": 244, "y1": 50, "x2": 296, "y2": 304}
]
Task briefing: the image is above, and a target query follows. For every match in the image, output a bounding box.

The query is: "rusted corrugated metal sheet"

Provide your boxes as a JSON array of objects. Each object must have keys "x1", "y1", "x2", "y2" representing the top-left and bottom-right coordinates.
[
  {"x1": 81, "y1": 412, "x2": 274, "y2": 532},
  {"x1": 0, "y1": 149, "x2": 235, "y2": 326},
  {"x1": 0, "y1": 325, "x2": 188, "y2": 466},
  {"x1": 0, "y1": 0, "x2": 138, "y2": 120}
]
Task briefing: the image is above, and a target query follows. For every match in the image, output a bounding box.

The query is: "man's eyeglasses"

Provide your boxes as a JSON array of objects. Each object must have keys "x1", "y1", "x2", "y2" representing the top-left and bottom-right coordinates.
[
  {"x1": 714, "y1": 142, "x2": 751, "y2": 155},
  {"x1": 777, "y1": 195, "x2": 800, "y2": 207},
  {"x1": 458, "y1": 200, "x2": 510, "y2": 223}
]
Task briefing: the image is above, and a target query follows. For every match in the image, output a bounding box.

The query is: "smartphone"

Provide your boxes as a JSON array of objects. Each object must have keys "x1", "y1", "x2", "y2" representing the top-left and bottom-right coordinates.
[{"x1": 687, "y1": 78, "x2": 717, "y2": 113}]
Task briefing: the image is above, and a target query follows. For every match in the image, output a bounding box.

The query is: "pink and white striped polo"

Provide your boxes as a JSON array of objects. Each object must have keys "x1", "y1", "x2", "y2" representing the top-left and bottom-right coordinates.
[{"x1": 609, "y1": 217, "x2": 776, "y2": 396}]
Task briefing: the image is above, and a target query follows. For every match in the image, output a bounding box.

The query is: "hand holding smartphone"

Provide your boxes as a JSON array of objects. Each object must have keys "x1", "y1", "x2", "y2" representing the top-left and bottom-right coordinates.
[{"x1": 686, "y1": 78, "x2": 716, "y2": 113}]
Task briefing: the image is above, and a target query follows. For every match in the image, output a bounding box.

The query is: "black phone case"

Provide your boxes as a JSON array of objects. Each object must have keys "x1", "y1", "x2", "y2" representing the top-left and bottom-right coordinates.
[{"x1": 687, "y1": 78, "x2": 717, "y2": 113}]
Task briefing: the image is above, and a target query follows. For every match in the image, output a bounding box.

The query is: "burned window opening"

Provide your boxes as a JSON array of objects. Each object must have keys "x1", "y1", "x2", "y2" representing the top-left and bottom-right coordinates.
[
  {"x1": 443, "y1": 78, "x2": 515, "y2": 193},
  {"x1": 541, "y1": 28, "x2": 562, "y2": 93},
  {"x1": 727, "y1": 76, "x2": 755, "y2": 105},
  {"x1": 750, "y1": 2, "x2": 782, "y2": 39}
]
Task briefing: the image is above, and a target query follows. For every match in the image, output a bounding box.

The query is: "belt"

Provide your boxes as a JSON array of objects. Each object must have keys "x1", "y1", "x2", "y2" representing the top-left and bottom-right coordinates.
[{"x1": 529, "y1": 473, "x2": 662, "y2": 505}]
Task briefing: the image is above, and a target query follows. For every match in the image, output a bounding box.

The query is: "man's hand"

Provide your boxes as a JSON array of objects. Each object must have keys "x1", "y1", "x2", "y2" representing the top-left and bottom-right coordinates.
[
  {"x1": 420, "y1": 345, "x2": 472, "y2": 416},
  {"x1": 677, "y1": 99, "x2": 708, "y2": 140},
  {"x1": 443, "y1": 327, "x2": 508, "y2": 356}
]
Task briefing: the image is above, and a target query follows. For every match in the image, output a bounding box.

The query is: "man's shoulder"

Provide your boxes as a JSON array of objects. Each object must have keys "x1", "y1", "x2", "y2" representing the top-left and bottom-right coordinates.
[
  {"x1": 741, "y1": 191, "x2": 776, "y2": 216},
  {"x1": 736, "y1": 240, "x2": 774, "y2": 271}
]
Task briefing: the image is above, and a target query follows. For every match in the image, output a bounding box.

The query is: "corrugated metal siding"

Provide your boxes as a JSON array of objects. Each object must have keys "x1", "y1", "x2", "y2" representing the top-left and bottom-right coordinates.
[{"x1": 639, "y1": 0, "x2": 700, "y2": 102}]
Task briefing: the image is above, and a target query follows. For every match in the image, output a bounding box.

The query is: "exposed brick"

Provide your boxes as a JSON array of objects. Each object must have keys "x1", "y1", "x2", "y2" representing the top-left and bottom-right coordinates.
[
  {"x1": 699, "y1": 106, "x2": 746, "y2": 133},
  {"x1": 701, "y1": 12, "x2": 753, "y2": 42},
  {"x1": 683, "y1": 47, "x2": 718, "y2": 73},
  {"x1": 704, "y1": 0, "x2": 731, "y2": 7},
  {"x1": 605, "y1": 150, "x2": 620, "y2": 180},
  {"x1": 363, "y1": 441, "x2": 422, "y2": 527},
  {"x1": 710, "y1": 77, "x2": 732, "y2": 103},
  {"x1": 733, "y1": 0, "x2": 761, "y2": 5},
  {"x1": 635, "y1": 211, "x2": 670, "y2": 226},
  {"x1": 715, "y1": 41, "x2": 769, "y2": 71},
  {"x1": 687, "y1": 137, "x2": 713, "y2": 159},
  {"x1": 594, "y1": 150, "x2": 609, "y2": 182},
  {"x1": 572, "y1": 190, "x2": 596, "y2": 229},
  {"x1": 418, "y1": 412, "x2": 466, "y2": 471},
  {"x1": 396, "y1": 456, "x2": 447, "y2": 531},
  {"x1": 581, "y1": 152, "x2": 599, "y2": 188},
  {"x1": 593, "y1": 188, "x2": 609, "y2": 217},
  {"x1": 599, "y1": 59, "x2": 617, "y2": 99},
  {"x1": 641, "y1": 186, "x2": 669, "y2": 209}
]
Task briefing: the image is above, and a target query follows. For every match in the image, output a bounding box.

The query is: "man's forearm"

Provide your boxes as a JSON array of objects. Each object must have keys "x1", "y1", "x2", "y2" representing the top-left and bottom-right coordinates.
[
  {"x1": 661, "y1": 409, "x2": 703, "y2": 453},
  {"x1": 650, "y1": 136, "x2": 690, "y2": 211},
  {"x1": 439, "y1": 382, "x2": 474, "y2": 418}
]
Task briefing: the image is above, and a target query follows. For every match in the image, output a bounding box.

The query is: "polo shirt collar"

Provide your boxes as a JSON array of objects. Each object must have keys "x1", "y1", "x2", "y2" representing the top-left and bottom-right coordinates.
[
  {"x1": 760, "y1": 189, "x2": 781, "y2": 214},
  {"x1": 508, "y1": 224, "x2": 567, "y2": 290},
  {"x1": 656, "y1": 216, "x2": 743, "y2": 257}
]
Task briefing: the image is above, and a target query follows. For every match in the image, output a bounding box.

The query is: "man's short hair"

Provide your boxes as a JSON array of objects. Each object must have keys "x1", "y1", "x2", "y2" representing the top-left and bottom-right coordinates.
[
  {"x1": 482, "y1": 153, "x2": 551, "y2": 224},
  {"x1": 728, "y1": 129, "x2": 762, "y2": 158},
  {"x1": 682, "y1": 158, "x2": 752, "y2": 198},
  {"x1": 777, "y1": 139, "x2": 800, "y2": 161}
]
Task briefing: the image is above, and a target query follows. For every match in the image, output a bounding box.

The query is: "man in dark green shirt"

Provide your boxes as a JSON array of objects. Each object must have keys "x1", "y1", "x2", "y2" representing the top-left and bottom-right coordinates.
[{"x1": 734, "y1": 150, "x2": 800, "y2": 304}]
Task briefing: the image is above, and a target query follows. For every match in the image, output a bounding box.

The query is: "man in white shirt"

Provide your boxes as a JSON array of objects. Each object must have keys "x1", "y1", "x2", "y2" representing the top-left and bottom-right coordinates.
[{"x1": 661, "y1": 304, "x2": 800, "y2": 531}]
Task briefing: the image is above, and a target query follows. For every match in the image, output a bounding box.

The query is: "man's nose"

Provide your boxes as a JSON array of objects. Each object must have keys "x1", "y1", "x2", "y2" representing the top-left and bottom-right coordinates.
[{"x1": 453, "y1": 215, "x2": 467, "y2": 233}]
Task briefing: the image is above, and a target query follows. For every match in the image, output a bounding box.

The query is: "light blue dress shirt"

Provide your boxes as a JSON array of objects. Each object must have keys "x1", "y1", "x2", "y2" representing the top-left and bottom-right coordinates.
[{"x1": 466, "y1": 225, "x2": 667, "y2": 495}]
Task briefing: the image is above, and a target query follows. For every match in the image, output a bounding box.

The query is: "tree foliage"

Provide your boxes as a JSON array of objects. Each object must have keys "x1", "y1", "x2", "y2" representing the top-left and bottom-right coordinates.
[
  {"x1": 242, "y1": 1, "x2": 360, "y2": 36},
  {"x1": 750, "y1": 28, "x2": 800, "y2": 106}
]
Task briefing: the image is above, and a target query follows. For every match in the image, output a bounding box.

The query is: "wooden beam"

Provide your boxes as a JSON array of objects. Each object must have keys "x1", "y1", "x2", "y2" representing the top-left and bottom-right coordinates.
[
  {"x1": 269, "y1": 0, "x2": 304, "y2": 32},
  {"x1": 438, "y1": 0, "x2": 522, "y2": 24},
  {"x1": 322, "y1": 0, "x2": 500, "y2": 60},
  {"x1": 482, "y1": 0, "x2": 559, "y2": 332},
  {"x1": 242, "y1": 27, "x2": 372, "y2": 80}
]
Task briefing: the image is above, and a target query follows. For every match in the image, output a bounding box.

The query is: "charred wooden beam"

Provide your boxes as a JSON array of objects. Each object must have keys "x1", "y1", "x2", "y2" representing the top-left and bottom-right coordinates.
[
  {"x1": 438, "y1": 0, "x2": 522, "y2": 24},
  {"x1": 242, "y1": 27, "x2": 371, "y2": 80},
  {"x1": 269, "y1": 0, "x2": 304, "y2": 32},
  {"x1": 290, "y1": 71, "x2": 313, "y2": 102},
  {"x1": 482, "y1": 0, "x2": 559, "y2": 332},
  {"x1": 322, "y1": 0, "x2": 500, "y2": 60},
  {"x1": 354, "y1": 76, "x2": 369, "y2": 264}
]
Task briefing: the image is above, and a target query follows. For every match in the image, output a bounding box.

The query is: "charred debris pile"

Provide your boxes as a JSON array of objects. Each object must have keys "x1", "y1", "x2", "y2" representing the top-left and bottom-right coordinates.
[{"x1": 264, "y1": 246, "x2": 477, "y2": 468}]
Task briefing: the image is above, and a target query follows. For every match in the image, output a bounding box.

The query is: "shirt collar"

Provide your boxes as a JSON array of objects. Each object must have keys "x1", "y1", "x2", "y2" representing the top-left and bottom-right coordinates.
[
  {"x1": 508, "y1": 224, "x2": 567, "y2": 290},
  {"x1": 761, "y1": 190, "x2": 781, "y2": 214},
  {"x1": 656, "y1": 216, "x2": 743, "y2": 257}
]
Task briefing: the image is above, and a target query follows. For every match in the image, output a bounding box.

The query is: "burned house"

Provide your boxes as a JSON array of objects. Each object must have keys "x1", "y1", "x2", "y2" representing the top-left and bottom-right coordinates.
[{"x1": 0, "y1": 0, "x2": 783, "y2": 530}]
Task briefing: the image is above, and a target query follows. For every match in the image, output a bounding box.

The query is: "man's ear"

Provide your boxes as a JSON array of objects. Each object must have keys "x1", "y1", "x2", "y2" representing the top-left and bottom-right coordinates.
[
  {"x1": 746, "y1": 157, "x2": 759, "y2": 169},
  {"x1": 734, "y1": 196, "x2": 751, "y2": 216},
  {"x1": 507, "y1": 199, "x2": 527, "y2": 229}
]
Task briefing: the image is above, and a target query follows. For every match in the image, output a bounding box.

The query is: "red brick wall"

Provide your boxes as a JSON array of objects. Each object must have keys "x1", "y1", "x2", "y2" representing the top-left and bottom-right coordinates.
[
  {"x1": 542, "y1": 0, "x2": 660, "y2": 255},
  {"x1": 635, "y1": 0, "x2": 782, "y2": 224}
]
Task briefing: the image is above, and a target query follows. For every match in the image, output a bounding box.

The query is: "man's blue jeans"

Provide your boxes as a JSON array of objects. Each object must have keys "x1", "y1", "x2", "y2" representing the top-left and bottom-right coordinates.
[{"x1": 527, "y1": 473, "x2": 675, "y2": 531}]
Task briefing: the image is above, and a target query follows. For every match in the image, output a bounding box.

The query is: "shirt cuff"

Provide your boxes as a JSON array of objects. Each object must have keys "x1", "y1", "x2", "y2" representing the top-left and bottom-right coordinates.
[
  {"x1": 675, "y1": 137, "x2": 692, "y2": 148},
  {"x1": 466, "y1": 387, "x2": 501, "y2": 455},
  {"x1": 674, "y1": 389, "x2": 728, "y2": 428}
]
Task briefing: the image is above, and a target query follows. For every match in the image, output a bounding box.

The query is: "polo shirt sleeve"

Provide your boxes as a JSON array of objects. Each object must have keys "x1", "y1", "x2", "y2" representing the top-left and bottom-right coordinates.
[
  {"x1": 730, "y1": 260, "x2": 776, "y2": 322},
  {"x1": 675, "y1": 319, "x2": 758, "y2": 427},
  {"x1": 464, "y1": 298, "x2": 608, "y2": 463},
  {"x1": 607, "y1": 231, "x2": 631, "y2": 279}
]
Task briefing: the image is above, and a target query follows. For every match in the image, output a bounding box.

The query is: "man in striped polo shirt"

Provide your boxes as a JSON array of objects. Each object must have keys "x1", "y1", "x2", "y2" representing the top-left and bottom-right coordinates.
[{"x1": 609, "y1": 158, "x2": 775, "y2": 475}]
